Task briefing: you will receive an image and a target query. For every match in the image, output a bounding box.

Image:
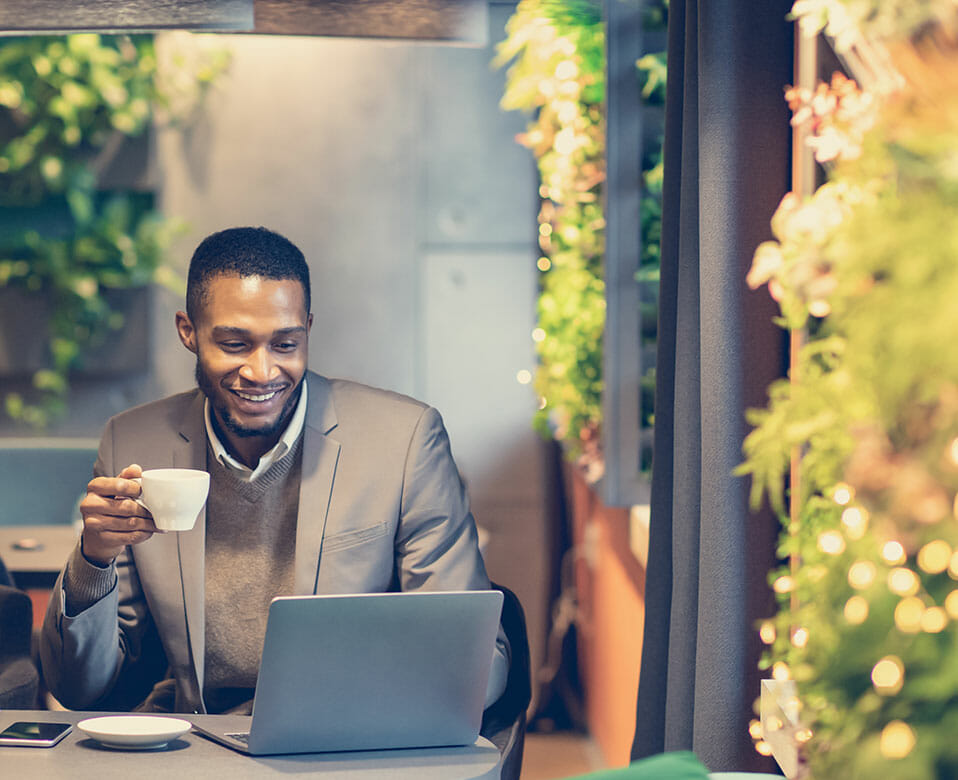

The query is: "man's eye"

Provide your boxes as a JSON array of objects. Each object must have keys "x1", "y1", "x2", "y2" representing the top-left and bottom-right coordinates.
[
  {"x1": 220, "y1": 341, "x2": 246, "y2": 351},
  {"x1": 275, "y1": 342, "x2": 298, "y2": 351}
]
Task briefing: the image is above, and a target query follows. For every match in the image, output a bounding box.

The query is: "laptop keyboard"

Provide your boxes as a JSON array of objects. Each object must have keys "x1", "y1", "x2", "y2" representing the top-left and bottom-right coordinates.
[{"x1": 225, "y1": 732, "x2": 251, "y2": 744}]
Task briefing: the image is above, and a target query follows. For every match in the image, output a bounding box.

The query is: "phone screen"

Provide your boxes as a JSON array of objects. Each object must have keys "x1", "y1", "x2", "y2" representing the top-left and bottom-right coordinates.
[{"x1": 0, "y1": 721, "x2": 72, "y2": 745}]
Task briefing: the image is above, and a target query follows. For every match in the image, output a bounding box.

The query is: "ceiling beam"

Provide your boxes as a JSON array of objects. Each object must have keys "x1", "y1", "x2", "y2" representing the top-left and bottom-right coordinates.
[
  {"x1": 0, "y1": 0, "x2": 488, "y2": 44},
  {"x1": 252, "y1": 0, "x2": 486, "y2": 44},
  {"x1": 0, "y1": 0, "x2": 254, "y2": 34}
]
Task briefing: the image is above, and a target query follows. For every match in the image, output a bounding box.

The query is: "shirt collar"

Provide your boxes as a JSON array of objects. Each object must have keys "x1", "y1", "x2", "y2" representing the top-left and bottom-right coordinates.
[{"x1": 204, "y1": 380, "x2": 308, "y2": 482}]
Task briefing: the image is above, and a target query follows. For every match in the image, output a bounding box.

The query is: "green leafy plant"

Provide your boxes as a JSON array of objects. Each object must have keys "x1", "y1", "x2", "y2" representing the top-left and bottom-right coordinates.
[
  {"x1": 739, "y1": 4, "x2": 958, "y2": 776},
  {"x1": 0, "y1": 33, "x2": 228, "y2": 427},
  {"x1": 495, "y1": 0, "x2": 665, "y2": 481}
]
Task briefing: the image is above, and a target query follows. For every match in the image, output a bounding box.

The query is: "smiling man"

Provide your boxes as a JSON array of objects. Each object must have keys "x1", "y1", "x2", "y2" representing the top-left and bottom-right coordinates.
[{"x1": 40, "y1": 226, "x2": 509, "y2": 718}]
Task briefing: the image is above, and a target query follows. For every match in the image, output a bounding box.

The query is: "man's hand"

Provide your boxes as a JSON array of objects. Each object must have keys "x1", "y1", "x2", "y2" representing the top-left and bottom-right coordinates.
[{"x1": 79, "y1": 464, "x2": 157, "y2": 566}]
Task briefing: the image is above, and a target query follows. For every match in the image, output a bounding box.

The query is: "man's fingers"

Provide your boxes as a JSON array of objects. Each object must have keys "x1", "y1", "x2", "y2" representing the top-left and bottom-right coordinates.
[
  {"x1": 81, "y1": 493, "x2": 151, "y2": 519},
  {"x1": 116, "y1": 463, "x2": 143, "y2": 480},
  {"x1": 96, "y1": 529, "x2": 155, "y2": 546},
  {"x1": 82, "y1": 509, "x2": 156, "y2": 534},
  {"x1": 79, "y1": 465, "x2": 155, "y2": 562},
  {"x1": 86, "y1": 475, "x2": 142, "y2": 499}
]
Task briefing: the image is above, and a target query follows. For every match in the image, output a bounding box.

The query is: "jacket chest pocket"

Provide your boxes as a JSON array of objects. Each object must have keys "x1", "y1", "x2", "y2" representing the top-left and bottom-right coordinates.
[{"x1": 321, "y1": 520, "x2": 391, "y2": 554}]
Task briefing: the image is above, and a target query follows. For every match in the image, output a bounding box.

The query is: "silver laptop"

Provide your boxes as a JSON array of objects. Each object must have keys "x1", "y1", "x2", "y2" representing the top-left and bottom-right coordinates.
[{"x1": 193, "y1": 590, "x2": 503, "y2": 755}]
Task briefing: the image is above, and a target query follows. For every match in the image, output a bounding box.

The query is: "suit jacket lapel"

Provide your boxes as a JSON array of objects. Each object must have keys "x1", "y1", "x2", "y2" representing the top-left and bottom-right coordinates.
[
  {"x1": 294, "y1": 372, "x2": 341, "y2": 595},
  {"x1": 173, "y1": 390, "x2": 208, "y2": 701}
]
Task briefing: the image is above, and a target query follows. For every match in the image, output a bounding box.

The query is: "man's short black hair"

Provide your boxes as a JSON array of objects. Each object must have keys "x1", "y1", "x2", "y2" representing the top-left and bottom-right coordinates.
[{"x1": 186, "y1": 226, "x2": 311, "y2": 322}]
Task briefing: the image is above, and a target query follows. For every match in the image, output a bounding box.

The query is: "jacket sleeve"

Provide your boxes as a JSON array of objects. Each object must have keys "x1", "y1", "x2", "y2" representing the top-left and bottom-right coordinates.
[
  {"x1": 38, "y1": 417, "x2": 167, "y2": 710},
  {"x1": 394, "y1": 406, "x2": 510, "y2": 707}
]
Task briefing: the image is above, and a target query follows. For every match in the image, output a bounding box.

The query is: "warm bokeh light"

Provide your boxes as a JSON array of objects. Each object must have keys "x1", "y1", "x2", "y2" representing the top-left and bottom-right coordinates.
[
  {"x1": 844, "y1": 595, "x2": 869, "y2": 624},
  {"x1": 773, "y1": 575, "x2": 795, "y2": 594},
  {"x1": 536, "y1": 256, "x2": 551, "y2": 272},
  {"x1": 841, "y1": 506, "x2": 868, "y2": 539},
  {"x1": 538, "y1": 222, "x2": 553, "y2": 237},
  {"x1": 553, "y1": 128, "x2": 577, "y2": 155},
  {"x1": 945, "y1": 589, "x2": 958, "y2": 618},
  {"x1": 918, "y1": 540, "x2": 952, "y2": 574},
  {"x1": 949, "y1": 436, "x2": 958, "y2": 466},
  {"x1": 795, "y1": 728, "x2": 813, "y2": 744},
  {"x1": 516, "y1": 370, "x2": 532, "y2": 385},
  {"x1": 894, "y1": 597, "x2": 924, "y2": 633},
  {"x1": 880, "y1": 721, "x2": 916, "y2": 759},
  {"x1": 921, "y1": 606, "x2": 948, "y2": 633},
  {"x1": 949, "y1": 551, "x2": 958, "y2": 580},
  {"x1": 807, "y1": 299, "x2": 831, "y2": 318},
  {"x1": 833, "y1": 482, "x2": 854, "y2": 505},
  {"x1": 817, "y1": 530, "x2": 845, "y2": 555},
  {"x1": 759, "y1": 621, "x2": 777, "y2": 644},
  {"x1": 532, "y1": 327, "x2": 546, "y2": 343},
  {"x1": 871, "y1": 656, "x2": 904, "y2": 695},
  {"x1": 772, "y1": 662, "x2": 791, "y2": 681},
  {"x1": 556, "y1": 100, "x2": 578, "y2": 123},
  {"x1": 888, "y1": 567, "x2": 920, "y2": 596},
  {"x1": 754, "y1": 741, "x2": 774, "y2": 757},
  {"x1": 791, "y1": 627, "x2": 809, "y2": 648},
  {"x1": 848, "y1": 560, "x2": 877, "y2": 589},
  {"x1": 748, "y1": 719, "x2": 763, "y2": 740},
  {"x1": 882, "y1": 540, "x2": 907, "y2": 565},
  {"x1": 554, "y1": 59, "x2": 578, "y2": 80}
]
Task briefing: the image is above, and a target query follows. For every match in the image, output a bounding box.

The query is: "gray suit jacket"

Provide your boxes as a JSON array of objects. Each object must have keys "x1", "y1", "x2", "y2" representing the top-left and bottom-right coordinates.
[{"x1": 40, "y1": 371, "x2": 506, "y2": 713}]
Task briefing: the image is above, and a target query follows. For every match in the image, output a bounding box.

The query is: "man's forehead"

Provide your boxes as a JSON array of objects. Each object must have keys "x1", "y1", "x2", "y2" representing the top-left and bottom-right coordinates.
[
  {"x1": 201, "y1": 274, "x2": 306, "y2": 305},
  {"x1": 205, "y1": 272, "x2": 301, "y2": 291},
  {"x1": 194, "y1": 274, "x2": 308, "y2": 326}
]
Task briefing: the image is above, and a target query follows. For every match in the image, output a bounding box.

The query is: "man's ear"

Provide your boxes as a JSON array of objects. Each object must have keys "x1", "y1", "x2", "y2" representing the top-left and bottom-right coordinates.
[
  {"x1": 175, "y1": 311, "x2": 198, "y2": 354},
  {"x1": 307, "y1": 312, "x2": 313, "y2": 332}
]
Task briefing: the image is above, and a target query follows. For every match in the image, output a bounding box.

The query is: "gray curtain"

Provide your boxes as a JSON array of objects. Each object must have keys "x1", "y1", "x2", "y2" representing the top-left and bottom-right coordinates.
[{"x1": 630, "y1": 0, "x2": 793, "y2": 772}]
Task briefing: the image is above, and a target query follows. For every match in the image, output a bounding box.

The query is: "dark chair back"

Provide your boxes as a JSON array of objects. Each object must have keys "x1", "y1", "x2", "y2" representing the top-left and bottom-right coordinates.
[
  {"x1": 482, "y1": 582, "x2": 532, "y2": 780},
  {"x1": 0, "y1": 557, "x2": 40, "y2": 708}
]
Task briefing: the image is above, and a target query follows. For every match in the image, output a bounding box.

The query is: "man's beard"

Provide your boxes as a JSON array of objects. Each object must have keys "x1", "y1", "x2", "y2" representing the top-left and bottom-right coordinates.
[{"x1": 195, "y1": 358, "x2": 304, "y2": 440}]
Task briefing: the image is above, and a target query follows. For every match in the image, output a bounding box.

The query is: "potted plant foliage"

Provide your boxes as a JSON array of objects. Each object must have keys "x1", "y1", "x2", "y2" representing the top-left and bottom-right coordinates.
[
  {"x1": 739, "y1": 1, "x2": 958, "y2": 776},
  {"x1": 495, "y1": 0, "x2": 665, "y2": 484},
  {"x1": 0, "y1": 33, "x2": 227, "y2": 427}
]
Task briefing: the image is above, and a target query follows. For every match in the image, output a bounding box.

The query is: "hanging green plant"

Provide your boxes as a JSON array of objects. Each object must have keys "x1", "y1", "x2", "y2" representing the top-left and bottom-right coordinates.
[
  {"x1": 739, "y1": 2, "x2": 958, "y2": 775},
  {"x1": 0, "y1": 33, "x2": 228, "y2": 428},
  {"x1": 495, "y1": 0, "x2": 666, "y2": 481}
]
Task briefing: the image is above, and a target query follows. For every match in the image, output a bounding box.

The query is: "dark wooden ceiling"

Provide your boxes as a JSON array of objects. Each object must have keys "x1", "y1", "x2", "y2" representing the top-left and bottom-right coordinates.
[{"x1": 0, "y1": 0, "x2": 488, "y2": 44}]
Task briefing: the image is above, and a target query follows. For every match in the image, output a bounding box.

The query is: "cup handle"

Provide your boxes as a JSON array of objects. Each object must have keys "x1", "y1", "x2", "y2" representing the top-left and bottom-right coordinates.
[
  {"x1": 130, "y1": 477, "x2": 147, "y2": 509},
  {"x1": 129, "y1": 478, "x2": 165, "y2": 531}
]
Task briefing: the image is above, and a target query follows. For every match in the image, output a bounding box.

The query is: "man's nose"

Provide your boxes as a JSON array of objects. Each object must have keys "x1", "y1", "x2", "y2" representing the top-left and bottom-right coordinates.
[{"x1": 239, "y1": 347, "x2": 280, "y2": 384}]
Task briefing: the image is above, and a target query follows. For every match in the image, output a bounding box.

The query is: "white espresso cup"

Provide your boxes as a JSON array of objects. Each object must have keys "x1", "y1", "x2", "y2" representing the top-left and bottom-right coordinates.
[{"x1": 134, "y1": 468, "x2": 210, "y2": 532}]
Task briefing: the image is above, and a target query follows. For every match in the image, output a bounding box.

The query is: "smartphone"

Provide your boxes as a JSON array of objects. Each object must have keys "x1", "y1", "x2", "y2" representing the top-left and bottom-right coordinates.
[{"x1": 0, "y1": 721, "x2": 73, "y2": 747}]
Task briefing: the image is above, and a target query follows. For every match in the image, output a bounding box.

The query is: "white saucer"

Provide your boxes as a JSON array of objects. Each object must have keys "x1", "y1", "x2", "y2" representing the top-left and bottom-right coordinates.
[{"x1": 76, "y1": 715, "x2": 193, "y2": 750}]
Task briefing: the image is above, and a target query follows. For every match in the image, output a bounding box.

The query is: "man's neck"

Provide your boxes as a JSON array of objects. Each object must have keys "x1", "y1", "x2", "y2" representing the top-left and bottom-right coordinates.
[{"x1": 209, "y1": 411, "x2": 281, "y2": 469}]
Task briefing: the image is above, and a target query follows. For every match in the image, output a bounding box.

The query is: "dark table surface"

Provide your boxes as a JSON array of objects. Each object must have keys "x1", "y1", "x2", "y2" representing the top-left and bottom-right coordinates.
[{"x1": 0, "y1": 710, "x2": 502, "y2": 779}]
